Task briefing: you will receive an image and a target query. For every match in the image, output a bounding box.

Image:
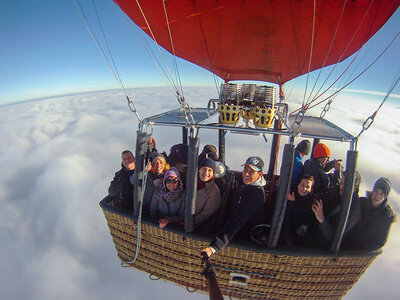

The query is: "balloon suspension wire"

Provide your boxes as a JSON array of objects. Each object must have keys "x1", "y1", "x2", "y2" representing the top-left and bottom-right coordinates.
[
  {"x1": 321, "y1": 39, "x2": 376, "y2": 114},
  {"x1": 121, "y1": 130, "x2": 153, "y2": 267},
  {"x1": 72, "y1": 0, "x2": 141, "y2": 121},
  {"x1": 120, "y1": 12, "x2": 178, "y2": 96},
  {"x1": 302, "y1": 0, "x2": 376, "y2": 110},
  {"x1": 356, "y1": 72, "x2": 400, "y2": 139},
  {"x1": 162, "y1": 0, "x2": 185, "y2": 101},
  {"x1": 296, "y1": 0, "x2": 374, "y2": 115},
  {"x1": 304, "y1": 0, "x2": 347, "y2": 105},
  {"x1": 306, "y1": 30, "x2": 400, "y2": 111},
  {"x1": 301, "y1": 0, "x2": 317, "y2": 108},
  {"x1": 135, "y1": 0, "x2": 183, "y2": 100},
  {"x1": 192, "y1": 1, "x2": 223, "y2": 97}
]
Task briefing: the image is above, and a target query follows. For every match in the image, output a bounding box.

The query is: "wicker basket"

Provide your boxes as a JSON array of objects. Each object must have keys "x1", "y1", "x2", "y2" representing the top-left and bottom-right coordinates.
[{"x1": 100, "y1": 198, "x2": 380, "y2": 299}]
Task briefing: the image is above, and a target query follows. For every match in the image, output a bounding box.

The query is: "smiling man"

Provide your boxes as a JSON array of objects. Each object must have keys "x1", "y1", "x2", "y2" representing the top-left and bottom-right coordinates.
[
  {"x1": 108, "y1": 150, "x2": 135, "y2": 212},
  {"x1": 200, "y1": 156, "x2": 266, "y2": 257}
]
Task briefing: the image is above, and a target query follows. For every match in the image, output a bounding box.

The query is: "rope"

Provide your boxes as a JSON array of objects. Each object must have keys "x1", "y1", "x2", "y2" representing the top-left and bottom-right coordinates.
[
  {"x1": 120, "y1": 12, "x2": 179, "y2": 96},
  {"x1": 186, "y1": 286, "x2": 197, "y2": 293},
  {"x1": 130, "y1": 1, "x2": 198, "y2": 124},
  {"x1": 302, "y1": 0, "x2": 376, "y2": 109},
  {"x1": 305, "y1": 0, "x2": 347, "y2": 104},
  {"x1": 135, "y1": 0, "x2": 180, "y2": 94},
  {"x1": 356, "y1": 74, "x2": 400, "y2": 139},
  {"x1": 301, "y1": 0, "x2": 317, "y2": 107},
  {"x1": 306, "y1": 31, "x2": 400, "y2": 110},
  {"x1": 121, "y1": 130, "x2": 153, "y2": 267},
  {"x1": 162, "y1": 0, "x2": 185, "y2": 99},
  {"x1": 72, "y1": 0, "x2": 141, "y2": 122}
]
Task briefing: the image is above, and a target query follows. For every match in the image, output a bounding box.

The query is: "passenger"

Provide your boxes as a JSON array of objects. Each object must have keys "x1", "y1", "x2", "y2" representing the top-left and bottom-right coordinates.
[
  {"x1": 290, "y1": 140, "x2": 311, "y2": 190},
  {"x1": 143, "y1": 153, "x2": 170, "y2": 214},
  {"x1": 146, "y1": 136, "x2": 158, "y2": 162},
  {"x1": 303, "y1": 143, "x2": 342, "y2": 196},
  {"x1": 198, "y1": 144, "x2": 219, "y2": 162},
  {"x1": 108, "y1": 150, "x2": 135, "y2": 212},
  {"x1": 166, "y1": 143, "x2": 189, "y2": 183},
  {"x1": 200, "y1": 156, "x2": 266, "y2": 257},
  {"x1": 308, "y1": 171, "x2": 362, "y2": 249},
  {"x1": 149, "y1": 167, "x2": 185, "y2": 228},
  {"x1": 194, "y1": 158, "x2": 221, "y2": 231},
  {"x1": 282, "y1": 174, "x2": 315, "y2": 246},
  {"x1": 341, "y1": 177, "x2": 396, "y2": 251}
]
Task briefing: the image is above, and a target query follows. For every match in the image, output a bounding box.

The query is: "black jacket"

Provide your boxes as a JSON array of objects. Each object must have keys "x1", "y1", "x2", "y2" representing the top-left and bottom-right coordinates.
[
  {"x1": 108, "y1": 164, "x2": 134, "y2": 212},
  {"x1": 308, "y1": 187, "x2": 361, "y2": 249},
  {"x1": 341, "y1": 196, "x2": 395, "y2": 251},
  {"x1": 210, "y1": 181, "x2": 265, "y2": 252},
  {"x1": 303, "y1": 158, "x2": 340, "y2": 196}
]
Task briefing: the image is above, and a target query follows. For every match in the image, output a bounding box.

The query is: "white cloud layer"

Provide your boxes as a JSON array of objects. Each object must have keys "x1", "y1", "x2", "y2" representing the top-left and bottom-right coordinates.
[{"x1": 0, "y1": 87, "x2": 399, "y2": 299}]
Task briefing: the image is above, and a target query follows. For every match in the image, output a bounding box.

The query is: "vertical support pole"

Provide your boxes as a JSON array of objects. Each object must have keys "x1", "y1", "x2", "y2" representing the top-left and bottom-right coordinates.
[
  {"x1": 310, "y1": 138, "x2": 320, "y2": 159},
  {"x1": 182, "y1": 127, "x2": 188, "y2": 145},
  {"x1": 133, "y1": 130, "x2": 147, "y2": 218},
  {"x1": 330, "y1": 150, "x2": 358, "y2": 253},
  {"x1": 218, "y1": 128, "x2": 226, "y2": 164},
  {"x1": 268, "y1": 143, "x2": 295, "y2": 248},
  {"x1": 185, "y1": 136, "x2": 200, "y2": 232},
  {"x1": 266, "y1": 120, "x2": 281, "y2": 181}
]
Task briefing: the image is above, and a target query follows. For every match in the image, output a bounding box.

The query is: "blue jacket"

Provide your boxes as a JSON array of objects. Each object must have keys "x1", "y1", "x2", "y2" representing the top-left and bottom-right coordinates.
[{"x1": 290, "y1": 151, "x2": 304, "y2": 190}]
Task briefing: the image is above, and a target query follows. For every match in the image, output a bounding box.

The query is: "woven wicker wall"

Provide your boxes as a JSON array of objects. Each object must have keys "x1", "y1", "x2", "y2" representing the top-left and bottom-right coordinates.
[{"x1": 102, "y1": 208, "x2": 378, "y2": 299}]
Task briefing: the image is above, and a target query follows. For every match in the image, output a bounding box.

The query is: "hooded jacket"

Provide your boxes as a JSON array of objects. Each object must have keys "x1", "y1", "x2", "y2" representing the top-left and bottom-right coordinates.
[
  {"x1": 341, "y1": 196, "x2": 395, "y2": 250},
  {"x1": 210, "y1": 176, "x2": 266, "y2": 252},
  {"x1": 149, "y1": 177, "x2": 185, "y2": 224}
]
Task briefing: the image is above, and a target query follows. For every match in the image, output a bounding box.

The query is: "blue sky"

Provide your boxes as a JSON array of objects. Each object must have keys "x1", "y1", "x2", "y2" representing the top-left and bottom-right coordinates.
[{"x1": 0, "y1": 0, "x2": 399, "y2": 106}]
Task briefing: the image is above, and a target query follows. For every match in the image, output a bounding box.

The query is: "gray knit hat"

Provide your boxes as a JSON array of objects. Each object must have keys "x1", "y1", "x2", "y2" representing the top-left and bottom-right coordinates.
[
  {"x1": 295, "y1": 140, "x2": 311, "y2": 155},
  {"x1": 373, "y1": 177, "x2": 391, "y2": 198}
]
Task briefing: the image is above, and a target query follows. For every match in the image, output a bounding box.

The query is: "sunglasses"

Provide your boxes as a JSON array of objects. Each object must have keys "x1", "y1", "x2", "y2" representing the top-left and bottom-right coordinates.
[{"x1": 165, "y1": 178, "x2": 178, "y2": 184}]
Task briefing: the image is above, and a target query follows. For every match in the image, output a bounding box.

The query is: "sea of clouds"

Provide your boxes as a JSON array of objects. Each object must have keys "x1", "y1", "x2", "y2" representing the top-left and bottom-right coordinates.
[{"x1": 0, "y1": 86, "x2": 399, "y2": 299}]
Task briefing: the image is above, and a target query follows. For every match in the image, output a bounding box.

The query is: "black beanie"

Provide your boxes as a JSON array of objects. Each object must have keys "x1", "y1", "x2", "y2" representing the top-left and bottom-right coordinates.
[
  {"x1": 199, "y1": 158, "x2": 216, "y2": 173},
  {"x1": 373, "y1": 177, "x2": 391, "y2": 198},
  {"x1": 296, "y1": 140, "x2": 311, "y2": 155}
]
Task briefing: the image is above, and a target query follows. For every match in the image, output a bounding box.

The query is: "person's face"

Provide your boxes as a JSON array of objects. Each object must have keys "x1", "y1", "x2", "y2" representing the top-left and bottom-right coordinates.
[
  {"x1": 371, "y1": 188, "x2": 385, "y2": 207},
  {"x1": 317, "y1": 156, "x2": 329, "y2": 168},
  {"x1": 165, "y1": 176, "x2": 179, "y2": 191},
  {"x1": 122, "y1": 153, "x2": 135, "y2": 170},
  {"x1": 297, "y1": 179, "x2": 313, "y2": 197},
  {"x1": 153, "y1": 158, "x2": 165, "y2": 174},
  {"x1": 242, "y1": 165, "x2": 262, "y2": 185},
  {"x1": 199, "y1": 166, "x2": 214, "y2": 182}
]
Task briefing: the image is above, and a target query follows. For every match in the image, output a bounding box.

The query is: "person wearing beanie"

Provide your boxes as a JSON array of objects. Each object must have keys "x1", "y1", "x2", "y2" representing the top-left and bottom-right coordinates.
[
  {"x1": 150, "y1": 167, "x2": 186, "y2": 228},
  {"x1": 198, "y1": 144, "x2": 219, "y2": 162},
  {"x1": 201, "y1": 156, "x2": 266, "y2": 257},
  {"x1": 341, "y1": 177, "x2": 396, "y2": 251},
  {"x1": 143, "y1": 153, "x2": 171, "y2": 215},
  {"x1": 290, "y1": 140, "x2": 311, "y2": 190},
  {"x1": 303, "y1": 143, "x2": 342, "y2": 196},
  {"x1": 194, "y1": 158, "x2": 221, "y2": 231}
]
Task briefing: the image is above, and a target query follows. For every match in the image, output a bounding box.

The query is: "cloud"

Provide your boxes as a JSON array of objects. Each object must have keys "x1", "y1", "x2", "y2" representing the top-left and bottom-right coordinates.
[
  {"x1": 342, "y1": 88, "x2": 400, "y2": 99},
  {"x1": 0, "y1": 87, "x2": 398, "y2": 299}
]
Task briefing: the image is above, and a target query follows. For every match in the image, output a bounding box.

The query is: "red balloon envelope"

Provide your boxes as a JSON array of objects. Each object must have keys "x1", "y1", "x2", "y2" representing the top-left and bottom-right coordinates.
[{"x1": 114, "y1": 0, "x2": 399, "y2": 84}]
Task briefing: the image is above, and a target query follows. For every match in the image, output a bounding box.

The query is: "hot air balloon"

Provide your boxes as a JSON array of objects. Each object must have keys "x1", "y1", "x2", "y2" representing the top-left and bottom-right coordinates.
[{"x1": 94, "y1": 0, "x2": 400, "y2": 298}]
